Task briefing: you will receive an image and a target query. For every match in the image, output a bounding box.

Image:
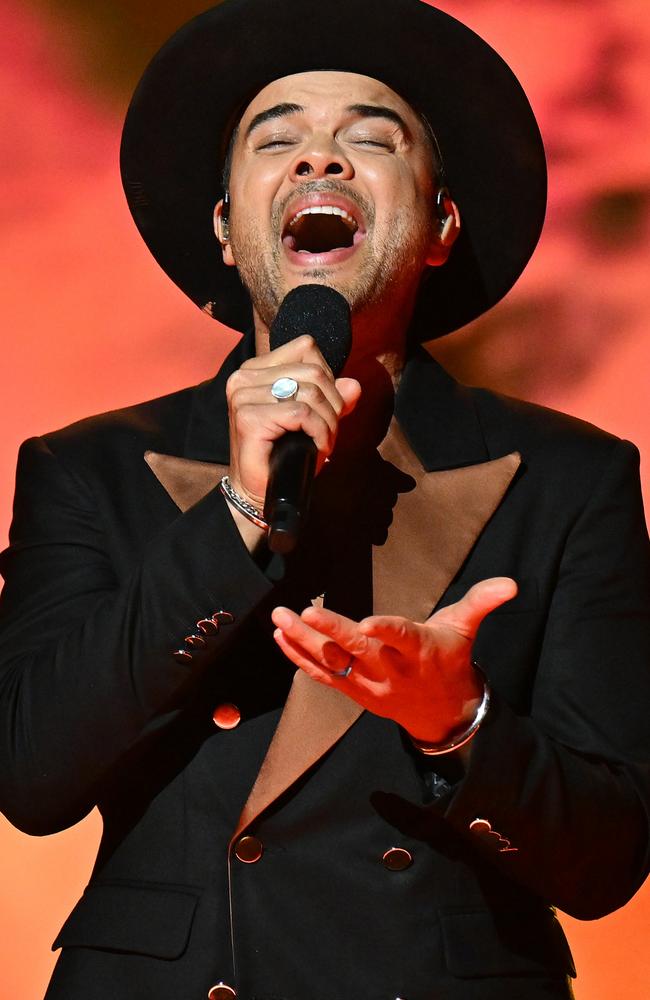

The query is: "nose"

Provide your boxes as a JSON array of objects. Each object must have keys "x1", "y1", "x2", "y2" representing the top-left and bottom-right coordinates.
[{"x1": 290, "y1": 135, "x2": 354, "y2": 182}]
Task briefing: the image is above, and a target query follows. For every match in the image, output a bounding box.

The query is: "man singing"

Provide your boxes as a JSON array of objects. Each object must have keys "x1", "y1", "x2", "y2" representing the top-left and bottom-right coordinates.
[{"x1": 1, "y1": 1, "x2": 649, "y2": 998}]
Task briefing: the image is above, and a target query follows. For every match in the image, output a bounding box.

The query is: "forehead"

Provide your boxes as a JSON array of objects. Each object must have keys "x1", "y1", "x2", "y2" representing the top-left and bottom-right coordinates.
[{"x1": 239, "y1": 70, "x2": 420, "y2": 127}]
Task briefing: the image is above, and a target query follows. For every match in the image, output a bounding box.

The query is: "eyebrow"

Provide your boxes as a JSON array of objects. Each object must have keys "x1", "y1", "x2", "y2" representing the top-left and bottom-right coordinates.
[
  {"x1": 245, "y1": 103, "x2": 304, "y2": 138},
  {"x1": 244, "y1": 101, "x2": 411, "y2": 139},
  {"x1": 345, "y1": 104, "x2": 411, "y2": 136}
]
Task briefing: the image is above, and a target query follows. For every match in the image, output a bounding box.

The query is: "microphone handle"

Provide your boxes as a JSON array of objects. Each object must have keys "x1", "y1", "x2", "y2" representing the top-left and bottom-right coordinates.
[{"x1": 264, "y1": 431, "x2": 317, "y2": 554}]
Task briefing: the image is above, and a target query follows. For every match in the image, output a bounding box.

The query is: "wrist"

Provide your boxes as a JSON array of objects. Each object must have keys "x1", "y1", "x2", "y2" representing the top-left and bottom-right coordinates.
[
  {"x1": 408, "y1": 663, "x2": 490, "y2": 757},
  {"x1": 220, "y1": 476, "x2": 268, "y2": 553},
  {"x1": 226, "y1": 474, "x2": 266, "y2": 515}
]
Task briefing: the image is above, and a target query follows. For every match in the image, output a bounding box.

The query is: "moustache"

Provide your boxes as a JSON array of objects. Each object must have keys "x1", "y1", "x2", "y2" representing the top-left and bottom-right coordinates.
[{"x1": 272, "y1": 180, "x2": 375, "y2": 231}]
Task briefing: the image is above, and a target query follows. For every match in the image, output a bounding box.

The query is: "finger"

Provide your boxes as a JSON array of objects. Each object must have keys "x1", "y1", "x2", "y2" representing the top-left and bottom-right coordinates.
[
  {"x1": 235, "y1": 400, "x2": 335, "y2": 455},
  {"x1": 273, "y1": 627, "x2": 383, "y2": 706},
  {"x1": 230, "y1": 381, "x2": 340, "y2": 437},
  {"x1": 230, "y1": 361, "x2": 344, "y2": 416},
  {"x1": 357, "y1": 615, "x2": 424, "y2": 655},
  {"x1": 335, "y1": 377, "x2": 362, "y2": 417},
  {"x1": 254, "y1": 363, "x2": 345, "y2": 414},
  {"x1": 272, "y1": 607, "x2": 353, "y2": 673},
  {"x1": 431, "y1": 577, "x2": 518, "y2": 638},
  {"x1": 243, "y1": 335, "x2": 334, "y2": 377},
  {"x1": 273, "y1": 627, "x2": 339, "y2": 685},
  {"x1": 299, "y1": 605, "x2": 373, "y2": 659}
]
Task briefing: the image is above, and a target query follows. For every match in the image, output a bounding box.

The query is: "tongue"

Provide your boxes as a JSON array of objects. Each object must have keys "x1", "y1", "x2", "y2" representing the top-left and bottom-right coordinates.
[
  {"x1": 285, "y1": 214, "x2": 355, "y2": 254},
  {"x1": 283, "y1": 234, "x2": 346, "y2": 255}
]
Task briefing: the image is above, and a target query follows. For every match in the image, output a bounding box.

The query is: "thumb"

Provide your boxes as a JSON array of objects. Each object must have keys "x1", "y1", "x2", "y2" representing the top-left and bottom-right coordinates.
[
  {"x1": 430, "y1": 577, "x2": 518, "y2": 638},
  {"x1": 335, "y1": 377, "x2": 362, "y2": 416}
]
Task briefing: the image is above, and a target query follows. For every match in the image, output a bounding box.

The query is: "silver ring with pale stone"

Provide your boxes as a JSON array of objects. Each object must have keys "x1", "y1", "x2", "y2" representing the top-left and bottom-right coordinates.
[{"x1": 271, "y1": 377, "x2": 299, "y2": 401}]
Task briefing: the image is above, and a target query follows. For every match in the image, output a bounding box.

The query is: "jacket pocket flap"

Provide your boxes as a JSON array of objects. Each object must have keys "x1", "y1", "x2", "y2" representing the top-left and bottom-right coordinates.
[
  {"x1": 52, "y1": 881, "x2": 201, "y2": 959},
  {"x1": 440, "y1": 909, "x2": 576, "y2": 979}
]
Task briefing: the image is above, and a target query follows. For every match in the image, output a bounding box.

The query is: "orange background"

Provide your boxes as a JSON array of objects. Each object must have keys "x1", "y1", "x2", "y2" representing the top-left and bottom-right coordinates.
[{"x1": 1, "y1": 0, "x2": 650, "y2": 995}]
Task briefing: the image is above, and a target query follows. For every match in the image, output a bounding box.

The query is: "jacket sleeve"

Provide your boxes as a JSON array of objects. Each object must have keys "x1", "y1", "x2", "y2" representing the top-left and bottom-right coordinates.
[
  {"x1": 0, "y1": 435, "x2": 274, "y2": 836},
  {"x1": 438, "y1": 437, "x2": 650, "y2": 919}
]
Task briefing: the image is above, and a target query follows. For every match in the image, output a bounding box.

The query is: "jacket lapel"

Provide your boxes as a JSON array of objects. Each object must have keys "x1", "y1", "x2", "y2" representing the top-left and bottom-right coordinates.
[
  {"x1": 144, "y1": 452, "x2": 227, "y2": 512},
  {"x1": 374, "y1": 420, "x2": 521, "y2": 621},
  {"x1": 143, "y1": 332, "x2": 244, "y2": 508},
  {"x1": 143, "y1": 343, "x2": 523, "y2": 841},
  {"x1": 231, "y1": 671, "x2": 363, "y2": 843}
]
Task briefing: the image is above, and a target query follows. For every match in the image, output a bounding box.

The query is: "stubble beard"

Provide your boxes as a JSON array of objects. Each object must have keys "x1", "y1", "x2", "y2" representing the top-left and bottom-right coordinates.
[{"x1": 230, "y1": 182, "x2": 431, "y2": 332}]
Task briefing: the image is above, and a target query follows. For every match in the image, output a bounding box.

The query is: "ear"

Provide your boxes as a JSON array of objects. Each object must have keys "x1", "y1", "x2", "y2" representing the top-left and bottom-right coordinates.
[
  {"x1": 426, "y1": 196, "x2": 461, "y2": 267},
  {"x1": 213, "y1": 200, "x2": 236, "y2": 267}
]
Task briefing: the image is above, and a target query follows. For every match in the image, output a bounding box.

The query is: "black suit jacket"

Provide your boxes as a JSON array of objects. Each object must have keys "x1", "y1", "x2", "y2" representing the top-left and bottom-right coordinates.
[{"x1": 1, "y1": 335, "x2": 650, "y2": 1000}]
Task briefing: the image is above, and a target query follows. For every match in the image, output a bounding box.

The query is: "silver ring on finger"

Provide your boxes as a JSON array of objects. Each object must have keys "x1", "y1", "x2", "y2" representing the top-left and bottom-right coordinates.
[
  {"x1": 331, "y1": 655, "x2": 354, "y2": 678},
  {"x1": 271, "y1": 376, "x2": 299, "y2": 401}
]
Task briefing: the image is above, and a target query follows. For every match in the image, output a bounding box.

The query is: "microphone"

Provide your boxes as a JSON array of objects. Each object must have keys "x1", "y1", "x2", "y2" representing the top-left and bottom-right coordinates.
[{"x1": 264, "y1": 285, "x2": 352, "y2": 554}]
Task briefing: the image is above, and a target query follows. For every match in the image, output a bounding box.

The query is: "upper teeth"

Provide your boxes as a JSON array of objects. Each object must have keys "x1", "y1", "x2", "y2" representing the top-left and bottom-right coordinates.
[{"x1": 289, "y1": 205, "x2": 357, "y2": 228}]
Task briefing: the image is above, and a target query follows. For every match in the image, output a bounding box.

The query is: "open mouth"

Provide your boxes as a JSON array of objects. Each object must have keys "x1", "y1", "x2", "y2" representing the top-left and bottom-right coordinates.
[{"x1": 282, "y1": 205, "x2": 361, "y2": 256}]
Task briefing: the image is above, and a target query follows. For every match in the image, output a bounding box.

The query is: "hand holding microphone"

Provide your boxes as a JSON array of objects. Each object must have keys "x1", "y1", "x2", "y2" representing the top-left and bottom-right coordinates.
[{"x1": 225, "y1": 286, "x2": 360, "y2": 552}]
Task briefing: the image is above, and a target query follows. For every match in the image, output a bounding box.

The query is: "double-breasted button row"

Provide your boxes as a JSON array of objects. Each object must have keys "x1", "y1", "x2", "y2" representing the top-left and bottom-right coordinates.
[
  {"x1": 172, "y1": 609, "x2": 235, "y2": 663},
  {"x1": 232, "y1": 836, "x2": 413, "y2": 870},
  {"x1": 208, "y1": 986, "x2": 406, "y2": 1000}
]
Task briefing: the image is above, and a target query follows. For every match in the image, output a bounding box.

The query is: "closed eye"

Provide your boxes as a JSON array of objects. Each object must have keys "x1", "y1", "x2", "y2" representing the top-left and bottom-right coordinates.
[
  {"x1": 256, "y1": 138, "x2": 297, "y2": 151},
  {"x1": 353, "y1": 139, "x2": 392, "y2": 148},
  {"x1": 343, "y1": 128, "x2": 398, "y2": 150}
]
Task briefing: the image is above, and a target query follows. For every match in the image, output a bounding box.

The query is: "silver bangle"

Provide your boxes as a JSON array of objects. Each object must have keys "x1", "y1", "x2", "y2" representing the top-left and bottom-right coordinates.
[
  {"x1": 220, "y1": 476, "x2": 268, "y2": 530},
  {"x1": 409, "y1": 665, "x2": 491, "y2": 756}
]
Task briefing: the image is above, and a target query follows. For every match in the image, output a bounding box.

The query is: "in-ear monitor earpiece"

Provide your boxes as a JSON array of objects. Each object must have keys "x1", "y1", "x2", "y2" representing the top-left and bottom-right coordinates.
[{"x1": 220, "y1": 190, "x2": 231, "y2": 241}]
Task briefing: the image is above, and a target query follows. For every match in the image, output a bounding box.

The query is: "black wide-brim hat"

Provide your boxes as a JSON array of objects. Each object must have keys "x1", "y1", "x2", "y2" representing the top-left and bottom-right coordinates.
[{"x1": 120, "y1": 0, "x2": 547, "y2": 339}]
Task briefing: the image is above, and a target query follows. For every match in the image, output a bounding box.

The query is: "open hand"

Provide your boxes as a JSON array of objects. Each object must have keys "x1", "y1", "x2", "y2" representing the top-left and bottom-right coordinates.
[{"x1": 271, "y1": 577, "x2": 517, "y2": 742}]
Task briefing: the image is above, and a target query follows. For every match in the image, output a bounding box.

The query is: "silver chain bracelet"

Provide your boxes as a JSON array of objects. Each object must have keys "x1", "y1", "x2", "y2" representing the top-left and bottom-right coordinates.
[{"x1": 220, "y1": 476, "x2": 269, "y2": 530}]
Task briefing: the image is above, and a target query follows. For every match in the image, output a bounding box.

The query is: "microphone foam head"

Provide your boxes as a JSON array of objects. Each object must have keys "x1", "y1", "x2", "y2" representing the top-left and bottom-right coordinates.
[{"x1": 269, "y1": 285, "x2": 352, "y2": 376}]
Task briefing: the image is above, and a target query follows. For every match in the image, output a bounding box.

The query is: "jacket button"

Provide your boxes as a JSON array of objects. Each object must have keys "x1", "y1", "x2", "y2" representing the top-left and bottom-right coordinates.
[
  {"x1": 173, "y1": 649, "x2": 193, "y2": 664},
  {"x1": 213, "y1": 703, "x2": 241, "y2": 730},
  {"x1": 185, "y1": 634, "x2": 207, "y2": 649},
  {"x1": 197, "y1": 618, "x2": 219, "y2": 636},
  {"x1": 382, "y1": 847, "x2": 413, "y2": 871},
  {"x1": 234, "y1": 835, "x2": 263, "y2": 864},
  {"x1": 207, "y1": 984, "x2": 237, "y2": 1000},
  {"x1": 213, "y1": 610, "x2": 235, "y2": 625}
]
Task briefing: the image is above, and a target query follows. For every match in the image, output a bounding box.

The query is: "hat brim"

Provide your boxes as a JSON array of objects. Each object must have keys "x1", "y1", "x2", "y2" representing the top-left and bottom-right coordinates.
[{"x1": 120, "y1": 0, "x2": 547, "y2": 339}]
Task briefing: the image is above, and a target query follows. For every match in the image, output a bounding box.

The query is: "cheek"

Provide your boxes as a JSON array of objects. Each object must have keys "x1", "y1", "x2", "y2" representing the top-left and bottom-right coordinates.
[
  {"x1": 399, "y1": 163, "x2": 434, "y2": 208},
  {"x1": 375, "y1": 184, "x2": 423, "y2": 239},
  {"x1": 229, "y1": 196, "x2": 272, "y2": 254},
  {"x1": 365, "y1": 161, "x2": 429, "y2": 219},
  {"x1": 231, "y1": 160, "x2": 288, "y2": 212}
]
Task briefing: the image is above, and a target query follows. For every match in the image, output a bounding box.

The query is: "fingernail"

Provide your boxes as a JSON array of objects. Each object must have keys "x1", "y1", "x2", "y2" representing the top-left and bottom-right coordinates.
[{"x1": 273, "y1": 607, "x2": 292, "y2": 629}]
